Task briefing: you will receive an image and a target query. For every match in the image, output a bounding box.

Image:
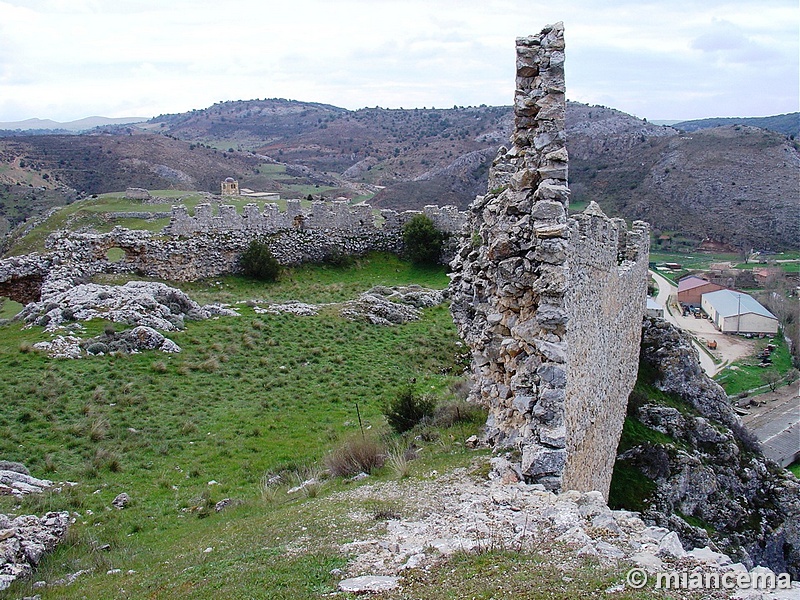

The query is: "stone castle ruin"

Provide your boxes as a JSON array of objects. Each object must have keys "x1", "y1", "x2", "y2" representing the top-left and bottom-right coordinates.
[
  {"x1": 0, "y1": 22, "x2": 647, "y2": 503},
  {"x1": 0, "y1": 200, "x2": 466, "y2": 303},
  {"x1": 449, "y1": 23, "x2": 649, "y2": 497}
]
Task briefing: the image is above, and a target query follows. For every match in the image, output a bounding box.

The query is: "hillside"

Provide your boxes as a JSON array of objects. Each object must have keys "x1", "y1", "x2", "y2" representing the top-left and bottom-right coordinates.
[
  {"x1": 567, "y1": 111, "x2": 800, "y2": 252},
  {"x1": 673, "y1": 113, "x2": 800, "y2": 138},
  {"x1": 1, "y1": 99, "x2": 798, "y2": 250},
  {"x1": 0, "y1": 252, "x2": 795, "y2": 598},
  {"x1": 0, "y1": 116, "x2": 146, "y2": 134}
]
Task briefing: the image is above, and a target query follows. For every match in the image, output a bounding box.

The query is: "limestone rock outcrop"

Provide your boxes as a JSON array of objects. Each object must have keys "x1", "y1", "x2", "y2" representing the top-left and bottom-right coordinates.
[
  {"x1": 622, "y1": 318, "x2": 800, "y2": 578},
  {"x1": 0, "y1": 511, "x2": 70, "y2": 591},
  {"x1": 18, "y1": 281, "x2": 236, "y2": 332}
]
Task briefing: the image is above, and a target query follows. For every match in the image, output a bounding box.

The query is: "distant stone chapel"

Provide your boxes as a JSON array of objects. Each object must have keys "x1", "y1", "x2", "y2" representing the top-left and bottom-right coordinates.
[{"x1": 221, "y1": 177, "x2": 239, "y2": 196}]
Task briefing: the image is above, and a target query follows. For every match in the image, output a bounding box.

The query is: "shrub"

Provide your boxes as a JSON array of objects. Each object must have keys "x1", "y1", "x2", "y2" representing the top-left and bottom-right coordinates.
[
  {"x1": 86, "y1": 342, "x2": 109, "y2": 355},
  {"x1": 384, "y1": 387, "x2": 435, "y2": 434},
  {"x1": 239, "y1": 239, "x2": 280, "y2": 282},
  {"x1": 325, "y1": 435, "x2": 386, "y2": 477},
  {"x1": 402, "y1": 214, "x2": 445, "y2": 265},
  {"x1": 432, "y1": 399, "x2": 487, "y2": 428},
  {"x1": 321, "y1": 246, "x2": 355, "y2": 268}
]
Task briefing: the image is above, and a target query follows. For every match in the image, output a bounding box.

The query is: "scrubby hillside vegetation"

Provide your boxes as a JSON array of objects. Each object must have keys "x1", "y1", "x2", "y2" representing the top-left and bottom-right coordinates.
[
  {"x1": 673, "y1": 113, "x2": 800, "y2": 138},
  {"x1": 2, "y1": 99, "x2": 798, "y2": 251}
]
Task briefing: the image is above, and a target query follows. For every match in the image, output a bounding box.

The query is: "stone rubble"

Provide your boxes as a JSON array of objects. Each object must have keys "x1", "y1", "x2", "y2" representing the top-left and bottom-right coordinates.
[
  {"x1": 111, "y1": 493, "x2": 130, "y2": 510},
  {"x1": 0, "y1": 511, "x2": 70, "y2": 592},
  {"x1": 18, "y1": 280, "x2": 238, "y2": 332},
  {"x1": 0, "y1": 471, "x2": 53, "y2": 497},
  {"x1": 332, "y1": 459, "x2": 798, "y2": 598},
  {"x1": 250, "y1": 286, "x2": 447, "y2": 326}
]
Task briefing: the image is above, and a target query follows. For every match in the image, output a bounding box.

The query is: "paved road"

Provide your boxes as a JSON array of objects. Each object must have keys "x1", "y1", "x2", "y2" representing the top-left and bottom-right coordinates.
[{"x1": 741, "y1": 384, "x2": 800, "y2": 467}]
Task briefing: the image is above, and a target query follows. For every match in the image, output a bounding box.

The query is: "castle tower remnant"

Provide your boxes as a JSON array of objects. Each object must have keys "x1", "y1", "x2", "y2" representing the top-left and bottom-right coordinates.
[{"x1": 450, "y1": 23, "x2": 649, "y2": 496}]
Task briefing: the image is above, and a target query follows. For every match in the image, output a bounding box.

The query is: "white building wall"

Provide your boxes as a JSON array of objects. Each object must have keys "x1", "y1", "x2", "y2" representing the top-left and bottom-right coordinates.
[{"x1": 720, "y1": 313, "x2": 779, "y2": 334}]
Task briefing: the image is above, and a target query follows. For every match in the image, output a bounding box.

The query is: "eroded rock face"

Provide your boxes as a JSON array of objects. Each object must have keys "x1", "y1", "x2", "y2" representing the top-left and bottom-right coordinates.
[
  {"x1": 624, "y1": 318, "x2": 800, "y2": 578},
  {"x1": 449, "y1": 23, "x2": 648, "y2": 495}
]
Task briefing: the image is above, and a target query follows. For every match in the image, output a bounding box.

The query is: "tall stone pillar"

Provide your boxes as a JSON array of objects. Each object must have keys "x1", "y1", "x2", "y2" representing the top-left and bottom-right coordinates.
[
  {"x1": 450, "y1": 22, "x2": 571, "y2": 491},
  {"x1": 450, "y1": 23, "x2": 649, "y2": 496}
]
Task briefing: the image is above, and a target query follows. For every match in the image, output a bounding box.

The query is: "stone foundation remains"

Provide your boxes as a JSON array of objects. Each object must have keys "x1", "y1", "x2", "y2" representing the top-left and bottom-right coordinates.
[{"x1": 449, "y1": 23, "x2": 649, "y2": 497}]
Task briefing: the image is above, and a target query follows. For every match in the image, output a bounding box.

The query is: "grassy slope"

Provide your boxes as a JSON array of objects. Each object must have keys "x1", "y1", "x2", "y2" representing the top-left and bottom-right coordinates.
[
  {"x1": 713, "y1": 333, "x2": 793, "y2": 396},
  {"x1": 0, "y1": 253, "x2": 718, "y2": 599},
  {"x1": 0, "y1": 255, "x2": 467, "y2": 598}
]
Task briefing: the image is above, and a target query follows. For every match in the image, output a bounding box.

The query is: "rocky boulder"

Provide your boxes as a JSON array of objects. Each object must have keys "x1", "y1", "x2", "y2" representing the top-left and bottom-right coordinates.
[
  {"x1": 615, "y1": 317, "x2": 800, "y2": 578},
  {"x1": 0, "y1": 511, "x2": 70, "y2": 591},
  {"x1": 18, "y1": 280, "x2": 237, "y2": 332}
]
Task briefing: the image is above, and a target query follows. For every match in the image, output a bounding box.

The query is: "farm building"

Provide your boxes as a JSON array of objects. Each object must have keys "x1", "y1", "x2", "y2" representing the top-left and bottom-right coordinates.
[
  {"x1": 677, "y1": 275, "x2": 725, "y2": 306},
  {"x1": 701, "y1": 289, "x2": 779, "y2": 335}
]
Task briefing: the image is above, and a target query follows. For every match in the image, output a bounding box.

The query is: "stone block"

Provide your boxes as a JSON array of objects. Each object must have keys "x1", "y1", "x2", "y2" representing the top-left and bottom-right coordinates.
[{"x1": 522, "y1": 445, "x2": 566, "y2": 477}]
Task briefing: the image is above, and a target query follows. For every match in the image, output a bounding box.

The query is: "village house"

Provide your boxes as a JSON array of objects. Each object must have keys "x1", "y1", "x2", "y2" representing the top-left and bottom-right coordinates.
[{"x1": 677, "y1": 275, "x2": 724, "y2": 306}]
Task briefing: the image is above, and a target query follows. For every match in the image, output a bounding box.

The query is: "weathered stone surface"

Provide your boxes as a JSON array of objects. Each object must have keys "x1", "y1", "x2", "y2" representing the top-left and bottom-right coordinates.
[
  {"x1": 0, "y1": 471, "x2": 52, "y2": 497},
  {"x1": 624, "y1": 317, "x2": 800, "y2": 578},
  {"x1": 334, "y1": 463, "x2": 792, "y2": 595},
  {"x1": 111, "y1": 493, "x2": 130, "y2": 510},
  {"x1": 340, "y1": 286, "x2": 446, "y2": 326},
  {"x1": 0, "y1": 511, "x2": 69, "y2": 591},
  {"x1": 18, "y1": 281, "x2": 236, "y2": 333},
  {"x1": 449, "y1": 22, "x2": 648, "y2": 496},
  {"x1": 338, "y1": 575, "x2": 400, "y2": 593}
]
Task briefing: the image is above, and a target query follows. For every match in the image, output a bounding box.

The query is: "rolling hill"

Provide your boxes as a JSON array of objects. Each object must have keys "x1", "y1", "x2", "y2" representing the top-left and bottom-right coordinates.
[
  {"x1": 1, "y1": 99, "x2": 798, "y2": 250},
  {"x1": 672, "y1": 113, "x2": 799, "y2": 138}
]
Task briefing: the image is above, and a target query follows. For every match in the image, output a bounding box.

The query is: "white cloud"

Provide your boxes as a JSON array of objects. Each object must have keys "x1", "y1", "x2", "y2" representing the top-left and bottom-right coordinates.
[{"x1": 0, "y1": 0, "x2": 796, "y2": 121}]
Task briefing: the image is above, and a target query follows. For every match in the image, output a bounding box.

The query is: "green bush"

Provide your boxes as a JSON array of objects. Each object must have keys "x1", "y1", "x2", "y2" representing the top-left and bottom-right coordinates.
[
  {"x1": 239, "y1": 239, "x2": 280, "y2": 281},
  {"x1": 384, "y1": 387, "x2": 435, "y2": 433},
  {"x1": 402, "y1": 214, "x2": 445, "y2": 265}
]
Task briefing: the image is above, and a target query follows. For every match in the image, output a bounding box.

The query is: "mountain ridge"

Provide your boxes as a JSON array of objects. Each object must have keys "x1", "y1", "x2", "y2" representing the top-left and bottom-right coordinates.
[{"x1": 1, "y1": 99, "x2": 797, "y2": 250}]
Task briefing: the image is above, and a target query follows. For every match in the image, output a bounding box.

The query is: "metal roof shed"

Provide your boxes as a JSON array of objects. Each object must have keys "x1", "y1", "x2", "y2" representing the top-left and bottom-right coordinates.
[{"x1": 701, "y1": 289, "x2": 779, "y2": 335}]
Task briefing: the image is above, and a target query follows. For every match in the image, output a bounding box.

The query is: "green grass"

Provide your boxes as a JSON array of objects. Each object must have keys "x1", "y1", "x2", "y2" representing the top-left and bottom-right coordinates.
[
  {"x1": 0, "y1": 298, "x2": 23, "y2": 319},
  {"x1": 0, "y1": 255, "x2": 484, "y2": 598},
  {"x1": 258, "y1": 164, "x2": 288, "y2": 175},
  {"x1": 96, "y1": 252, "x2": 450, "y2": 306},
  {"x1": 608, "y1": 462, "x2": 657, "y2": 514},
  {"x1": 713, "y1": 332, "x2": 793, "y2": 396},
  {"x1": 789, "y1": 462, "x2": 800, "y2": 478}
]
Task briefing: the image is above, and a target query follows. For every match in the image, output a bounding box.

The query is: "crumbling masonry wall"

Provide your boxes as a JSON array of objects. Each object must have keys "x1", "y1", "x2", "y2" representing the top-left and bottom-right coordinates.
[
  {"x1": 0, "y1": 201, "x2": 467, "y2": 295},
  {"x1": 449, "y1": 23, "x2": 649, "y2": 497}
]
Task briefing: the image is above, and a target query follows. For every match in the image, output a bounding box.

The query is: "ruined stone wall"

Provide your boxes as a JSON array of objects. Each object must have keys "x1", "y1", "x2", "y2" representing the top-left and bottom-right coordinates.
[
  {"x1": 450, "y1": 23, "x2": 649, "y2": 497},
  {"x1": 165, "y1": 200, "x2": 466, "y2": 238},
  {"x1": 562, "y1": 209, "x2": 649, "y2": 495},
  {"x1": 0, "y1": 200, "x2": 467, "y2": 292}
]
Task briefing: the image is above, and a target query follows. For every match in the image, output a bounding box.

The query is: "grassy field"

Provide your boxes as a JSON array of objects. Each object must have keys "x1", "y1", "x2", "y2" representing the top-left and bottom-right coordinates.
[
  {"x1": 650, "y1": 249, "x2": 800, "y2": 283},
  {"x1": 0, "y1": 254, "x2": 485, "y2": 598},
  {"x1": 713, "y1": 332, "x2": 794, "y2": 396}
]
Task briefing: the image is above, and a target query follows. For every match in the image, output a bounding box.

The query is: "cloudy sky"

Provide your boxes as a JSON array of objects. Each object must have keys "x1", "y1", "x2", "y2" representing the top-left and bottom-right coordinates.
[{"x1": 0, "y1": 0, "x2": 797, "y2": 123}]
